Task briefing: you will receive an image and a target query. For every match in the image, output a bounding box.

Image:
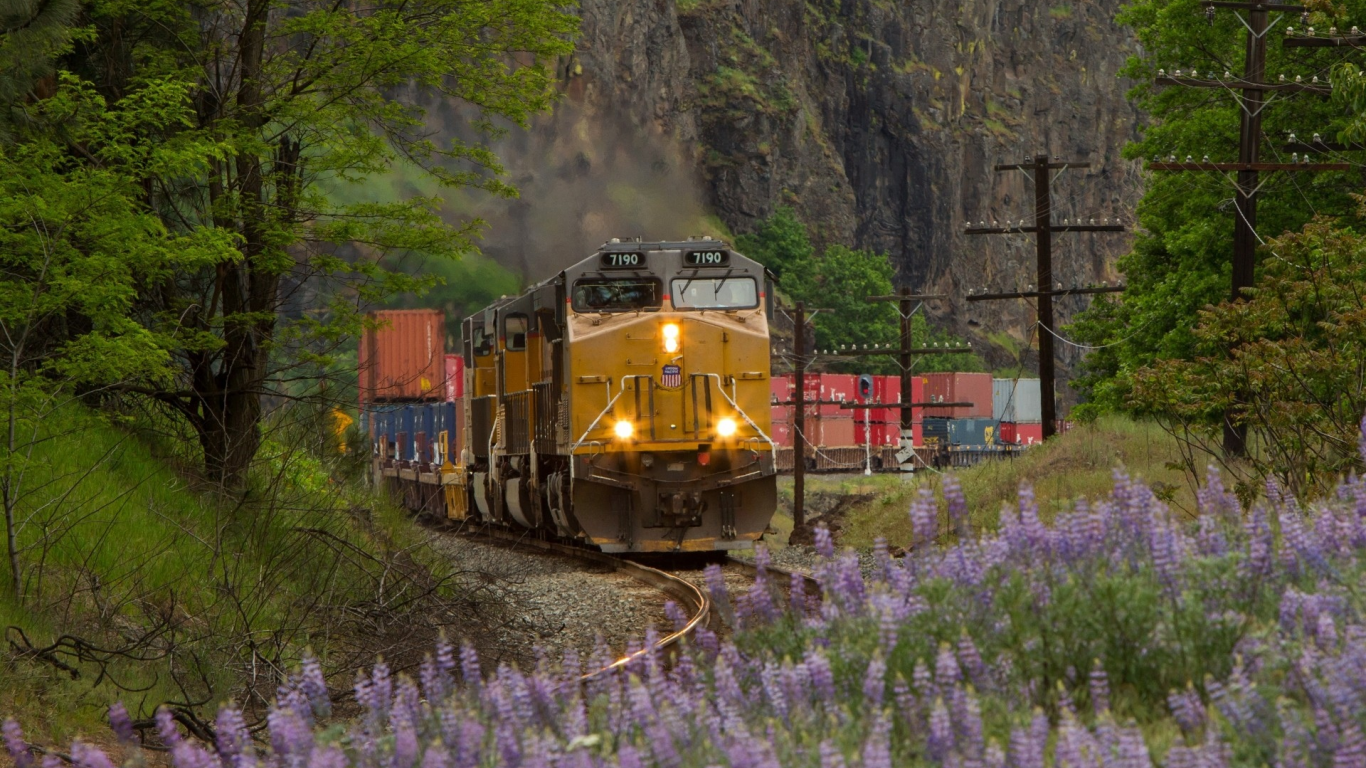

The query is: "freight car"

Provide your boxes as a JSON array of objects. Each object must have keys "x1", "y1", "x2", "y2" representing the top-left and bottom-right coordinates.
[{"x1": 365, "y1": 238, "x2": 780, "y2": 554}]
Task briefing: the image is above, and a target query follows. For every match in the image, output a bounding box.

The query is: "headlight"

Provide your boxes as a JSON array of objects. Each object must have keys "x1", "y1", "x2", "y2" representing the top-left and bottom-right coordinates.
[
  {"x1": 662, "y1": 323, "x2": 680, "y2": 353},
  {"x1": 614, "y1": 420, "x2": 634, "y2": 439},
  {"x1": 716, "y1": 418, "x2": 738, "y2": 437}
]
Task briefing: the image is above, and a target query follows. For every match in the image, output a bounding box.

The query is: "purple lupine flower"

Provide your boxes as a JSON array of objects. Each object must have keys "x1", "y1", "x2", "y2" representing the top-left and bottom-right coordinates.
[
  {"x1": 1168, "y1": 684, "x2": 1205, "y2": 732},
  {"x1": 215, "y1": 706, "x2": 253, "y2": 767},
  {"x1": 814, "y1": 526, "x2": 835, "y2": 558},
  {"x1": 818, "y1": 740, "x2": 847, "y2": 768},
  {"x1": 1337, "y1": 723, "x2": 1366, "y2": 768},
  {"x1": 172, "y1": 737, "x2": 219, "y2": 768},
  {"x1": 664, "y1": 600, "x2": 689, "y2": 632},
  {"x1": 986, "y1": 741, "x2": 1007, "y2": 768},
  {"x1": 704, "y1": 564, "x2": 735, "y2": 627},
  {"x1": 1117, "y1": 727, "x2": 1150, "y2": 768},
  {"x1": 944, "y1": 474, "x2": 970, "y2": 539},
  {"x1": 1196, "y1": 514, "x2": 1228, "y2": 557},
  {"x1": 911, "y1": 490, "x2": 938, "y2": 546},
  {"x1": 935, "y1": 642, "x2": 961, "y2": 687},
  {"x1": 420, "y1": 743, "x2": 450, "y2": 768},
  {"x1": 873, "y1": 538, "x2": 892, "y2": 583},
  {"x1": 862, "y1": 715, "x2": 893, "y2": 768},
  {"x1": 266, "y1": 705, "x2": 313, "y2": 762},
  {"x1": 1198, "y1": 466, "x2": 1240, "y2": 522},
  {"x1": 4, "y1": 719, "x2": 32, "y2": 768},
  {"x1": 1243, "y1": 505, "x2": 1273, "y2": 581},
  {"x1": 863, "y1": 655, "x2": 886, "y2": 710},
  {"x1": 460, "y1": 643, "x2": 482, "y2": 693},
  {"x1": 70, "y1": 741, "x2": 116, "y2": 768},
  {"x1": 299, "y1": 653, "x2": 330, "y2": 718},
  {"x1": 155, "y1": 707, "x2": 182, "y2": 748},
  {"x1": 1008, "y1": 720, "x2": 1044, "y2": 768},
  {"x1": 391, "y1": 707, "x2": 420, "y2": 768},
  {"x1": 306, "y1": 746, "x2": 345, "y2": 768},
  {"x1": 790, "y1": 570, "x2": 811, "y2": 617},
  {"x1": 927, "y1": 697, "x2": 954, "y2": 762},
  {"x1": 107, "y1": 702, "x2": 136, "y2": 745},
  {"x1": 1089, "y1": 661, "x2": 1110, "y2": 715},
  {"x1": 958, "y1": 688, "x2": 985, "y2": 759},
  {"x1": 805, "y1": 649, "x2": 836, "y2": 703},
  {"x1": 957, "y1": 633, "x2": 985, "y2": 687}
]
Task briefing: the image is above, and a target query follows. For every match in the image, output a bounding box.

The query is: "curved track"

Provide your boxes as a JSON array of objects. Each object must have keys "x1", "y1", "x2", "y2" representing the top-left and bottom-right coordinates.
[{"x1": 443, "y1": 524, "x2": 711, "y2": 681}]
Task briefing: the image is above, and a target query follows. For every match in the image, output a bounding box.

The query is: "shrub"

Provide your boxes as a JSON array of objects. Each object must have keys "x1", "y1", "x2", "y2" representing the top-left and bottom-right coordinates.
[{"x1": 13, "y1": 423, "x2": 1366, "y2": 766}]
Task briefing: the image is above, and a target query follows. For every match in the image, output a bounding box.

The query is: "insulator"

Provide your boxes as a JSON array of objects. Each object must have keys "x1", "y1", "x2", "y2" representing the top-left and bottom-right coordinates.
[
  {"x1": 1206, "y1": 4, "x2": 1216, "y2": 24},
  {"x1": 1089, "y1": 218, "x2": 1096, "y2": 224},
  {"x1": 1302, "y1": 11, "x2": 1310, "y2": 25},
  {"x1": 1307, "y1": 27, "x2": 1315, "y2": 36},
  {"x1": 1331, "y1": 26, "x2": 1338, "y2": 35},
  {"x1": 1354, "y1": 26, "x2": 1361, "y2": 35},
  {"x1": 1290, "y1": 132, "x2": 1298, "y2": 141},
  {"x1": 1314, "y1": 132, "x2": 1322, "y2": 143},
  {"x1": 1175, "y1": 69, "x2": 1183, "y2": 77},
  {"x1": 1168, "y1": 154, "x2": 1177, "y2": 161},
  {"x1": 1280, "y1": 74, "x2": 1287, "y2": 82},
  {"x1": 1158, "y1": 68, "x2": 1166, "y2": 76},
  {"x1": 1287, "y1": 26, "x2": 1295, "y2": 35},
  {"x1": 1225, "y1": 70, "x2": 1232, "y2": 79},
  {"x1": 1292, "y1": 152, "x2": 1299, "y2": 161},
  {"x1": 1296, "y1": 75, "x2": 1303, "y2": 83},
  {"x1": 1312, "y1": 75, "x2": 1319, "y2": 84},
  {"x1": 1185, "y1": 155, "x2": 1193, "y2": 162},
  {"x1": 1203, "y1": 155, "x2": 1210, "y2": 162}
]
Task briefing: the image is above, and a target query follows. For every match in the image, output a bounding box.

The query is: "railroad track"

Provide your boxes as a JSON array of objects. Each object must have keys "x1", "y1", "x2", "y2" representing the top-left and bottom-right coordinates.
[{"x1": 429, "y1": 518, "x2": 823, "y2": 679}]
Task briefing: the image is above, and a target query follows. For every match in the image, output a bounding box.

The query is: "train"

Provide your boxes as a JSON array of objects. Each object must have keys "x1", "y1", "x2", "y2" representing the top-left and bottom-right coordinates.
[{"x1": 361, "y1": 238, "x2": 780, "y2": 554}]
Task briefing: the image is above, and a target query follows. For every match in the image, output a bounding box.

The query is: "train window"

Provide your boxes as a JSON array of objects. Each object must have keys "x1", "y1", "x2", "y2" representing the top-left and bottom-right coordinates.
[
  {"x1": 504, "y1": 313, "x2": 528, "y2": 350},
  {"x1": 571, "y1": 278, "x2": 663, "y2": 312},
  {"x1": 671, "y1": 277, "x2": 759, "y2": 310},
  {"x1": 473, "y1": 326, "x2": 494, "y2": 357}
]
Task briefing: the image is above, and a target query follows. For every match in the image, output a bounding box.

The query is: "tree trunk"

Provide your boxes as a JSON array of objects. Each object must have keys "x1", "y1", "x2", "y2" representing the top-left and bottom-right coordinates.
[{"x1": 198, "y1": 0, "x2": 274, "y2": 489}]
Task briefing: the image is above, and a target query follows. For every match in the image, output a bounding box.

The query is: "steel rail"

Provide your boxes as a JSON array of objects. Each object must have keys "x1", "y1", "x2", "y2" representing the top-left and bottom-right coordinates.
[
  {"x1": 724, "y1": 556, "x2": 822, "y2": 599},
  {"x1": 446, "y1": 524, "x2": 711, "y2": 682}
]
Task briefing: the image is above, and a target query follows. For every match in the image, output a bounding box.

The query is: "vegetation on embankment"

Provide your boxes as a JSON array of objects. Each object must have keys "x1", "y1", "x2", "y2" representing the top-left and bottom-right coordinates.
[
  {"x1": 820, "y1": 416, "x2": 1195, "y2": 549},
  {"x1": 0, "y1": 402, "x2": 471, "y2": 743}
]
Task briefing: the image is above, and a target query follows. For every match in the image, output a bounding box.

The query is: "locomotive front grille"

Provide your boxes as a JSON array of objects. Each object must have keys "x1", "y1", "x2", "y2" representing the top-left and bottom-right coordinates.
[
  {"x1": 470, "y1": 395, "x2": 496, "y2": 458},
  {"x1": 504, "y1": 391, "x2": 532, "y2": 455}
]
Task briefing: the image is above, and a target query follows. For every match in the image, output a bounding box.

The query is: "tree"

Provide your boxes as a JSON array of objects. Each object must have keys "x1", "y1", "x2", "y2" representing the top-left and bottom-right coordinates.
[
  {"x1": 738, "y1": 208, "x2": 982, "y2": 374},
  {"x1": 1, "y1": 75, "x2": 236, "y2": 598},
  {"x1": 1069, "y1": 0, "x2": 1366, "y2": 410},
  {"x1": 735, "y1": 206, "x2": 813, "y2": 280},
  {"x1": 1128, "y1": 215, "x2": 1366, "y2": 499},
  {"x1": 6, "y1": 0, "x2": 577, "y2": 487}
]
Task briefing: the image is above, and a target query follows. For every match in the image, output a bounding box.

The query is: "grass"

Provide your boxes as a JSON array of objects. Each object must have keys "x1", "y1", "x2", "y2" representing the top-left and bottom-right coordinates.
[
  {"x1": 829, "y1": 415, "x2": 1197, "y2": 548},
  {"x1": 0, "y1": 401, "x2": 434, "y2": 742}
]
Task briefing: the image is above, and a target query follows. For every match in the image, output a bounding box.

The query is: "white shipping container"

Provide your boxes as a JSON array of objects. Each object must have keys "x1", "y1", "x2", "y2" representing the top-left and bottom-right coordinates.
[{"x1": 992, "y1": 378, "x2": 1042, "y2": 423}]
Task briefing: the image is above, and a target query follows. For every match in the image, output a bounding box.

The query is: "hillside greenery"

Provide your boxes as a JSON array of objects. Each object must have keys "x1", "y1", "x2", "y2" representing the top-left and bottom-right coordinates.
[{"x1": 738, "y1": 207, "x2": 984, "y2": 375}]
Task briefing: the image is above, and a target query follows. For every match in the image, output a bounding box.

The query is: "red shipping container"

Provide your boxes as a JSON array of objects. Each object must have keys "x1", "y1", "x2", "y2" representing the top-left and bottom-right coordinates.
[
  {"x1": 444, "y1": 354, "x2": 465, "y2": 401},
  {"x1": 913, "y1": 422, "x2": 923, "y2": 447},
  {"x1": 999, "y1": 422, "x2": 1017, "y2": 444},
  {"x1": 797, "y1": 374, "x2": 856, "y2": 416},
  {"x1": 854, "y1": 422, "x2": 900, "y2": 447},
  {"x1": 807, "y1": 415, "x2": 857, "y2": 447},
  {"x1": 770, "y1": 374, "x2": 791, "y2": 404},
  {"x1": 359, "y1": 310, "x2": 446, "y2": 402},
  {"x1": 1017, "y1": 423, "x2": 1044, "y2": 445},
  {"x1": 922, "y1": 372, "x2": 992, "y2": 418},
  {"x1": 771, "y1": 421, "x2": 793, "y2": 446}
]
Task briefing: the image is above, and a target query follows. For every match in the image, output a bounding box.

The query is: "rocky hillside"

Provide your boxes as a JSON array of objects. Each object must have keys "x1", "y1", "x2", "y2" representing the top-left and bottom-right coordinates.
[{"x1": 478, "y1": 0, "x2": 1145, "y2": 375}]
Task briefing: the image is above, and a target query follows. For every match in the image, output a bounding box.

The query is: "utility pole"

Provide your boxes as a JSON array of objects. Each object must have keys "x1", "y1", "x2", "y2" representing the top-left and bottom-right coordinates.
[
  {"x1": 791, "y1": 301, "x2": 806, "y2": 533},
  {"x1": 965, "y1": 155, "x2": 1126, "y2": 440},
  {"x1": 1147, "y1": 1, "x2": 1349, "y2": 455}
]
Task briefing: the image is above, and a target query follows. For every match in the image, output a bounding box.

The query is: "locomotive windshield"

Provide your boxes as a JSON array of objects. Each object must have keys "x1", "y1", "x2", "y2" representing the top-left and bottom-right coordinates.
[
  {"x1": 671, "y1": 277, "x2": 758, "y2": 310},
  {"x1": 572, "y1": 278, "x2": 663, "y2": 312}
]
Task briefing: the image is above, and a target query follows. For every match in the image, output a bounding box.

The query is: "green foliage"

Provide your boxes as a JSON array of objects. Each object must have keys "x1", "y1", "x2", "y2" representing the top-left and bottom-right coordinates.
[
  {"x1": 0, "y1": 0, "x2": 579, "y2": 484},
  {"x1": 1069, "y1": 0, "x2": 1366, "y2": 411},
  {"x1": 738, "y1": 207, "x2": 984, "y2": 374},
  {"x1": 1128, "y1": 216, "x2": 1366, "y2": 498}
]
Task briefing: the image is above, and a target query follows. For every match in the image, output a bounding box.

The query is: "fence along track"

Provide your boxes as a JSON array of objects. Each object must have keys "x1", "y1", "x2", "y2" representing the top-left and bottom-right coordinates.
[{"x1": 445, "y1": 524, "x2": 711, "y2": 682}]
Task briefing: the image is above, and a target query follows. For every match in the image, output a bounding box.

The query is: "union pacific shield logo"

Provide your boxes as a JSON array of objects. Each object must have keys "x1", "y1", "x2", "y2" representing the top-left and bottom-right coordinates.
[{"x1": 661, "y1": 364, "x2": 681, "y2": 388}]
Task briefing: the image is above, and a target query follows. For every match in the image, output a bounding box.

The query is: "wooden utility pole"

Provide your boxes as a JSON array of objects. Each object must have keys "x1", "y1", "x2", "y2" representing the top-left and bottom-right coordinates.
[
  {"x1": 965, "y1": 155, "x2": 1126, "y2": 440},
  {"x1": 791, "y1": 301, "x2": 806, "y2": 532},
  {"x1": 1147, "y1": 0, "x2": 1349, "y2": 455}
]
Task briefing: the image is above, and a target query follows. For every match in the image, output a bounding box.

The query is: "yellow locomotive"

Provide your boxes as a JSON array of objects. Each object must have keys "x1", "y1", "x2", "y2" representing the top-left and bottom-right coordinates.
[{"x1": 435, "y1": 238, "x2": 778, "y2": 553}]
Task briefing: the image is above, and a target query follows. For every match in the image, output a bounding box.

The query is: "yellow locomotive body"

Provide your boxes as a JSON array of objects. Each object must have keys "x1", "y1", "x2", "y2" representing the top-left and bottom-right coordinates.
[{"x1": 457, "y1": 239, "x2": 777, "y2": 553}]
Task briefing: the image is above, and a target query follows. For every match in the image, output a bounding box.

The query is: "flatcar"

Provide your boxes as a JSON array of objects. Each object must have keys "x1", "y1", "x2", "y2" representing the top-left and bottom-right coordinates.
[{"x1": 368, "y1": 238, "x2": 779, "y2": 553}]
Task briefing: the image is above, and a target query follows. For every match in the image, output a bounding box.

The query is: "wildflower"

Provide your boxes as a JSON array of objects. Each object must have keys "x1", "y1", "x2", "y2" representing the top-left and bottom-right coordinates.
[{"x1": 4, "y1": 720, "x2": 33, "y2": 768}]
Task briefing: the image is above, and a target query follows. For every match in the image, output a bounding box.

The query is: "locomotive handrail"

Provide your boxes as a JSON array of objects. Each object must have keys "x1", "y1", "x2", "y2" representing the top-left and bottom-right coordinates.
[
  {"x1": 571, "y1": 378, "x2": 620, "y2": 452},
  {"x1": 696, "y1": 372, "x2": 776, "y2": 453}
]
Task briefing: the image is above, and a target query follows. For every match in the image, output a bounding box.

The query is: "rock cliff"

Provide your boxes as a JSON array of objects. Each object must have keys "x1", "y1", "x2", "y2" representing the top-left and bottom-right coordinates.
[{"x1": 480, "y1": 0, "x2": 1147, "y2": 379}]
